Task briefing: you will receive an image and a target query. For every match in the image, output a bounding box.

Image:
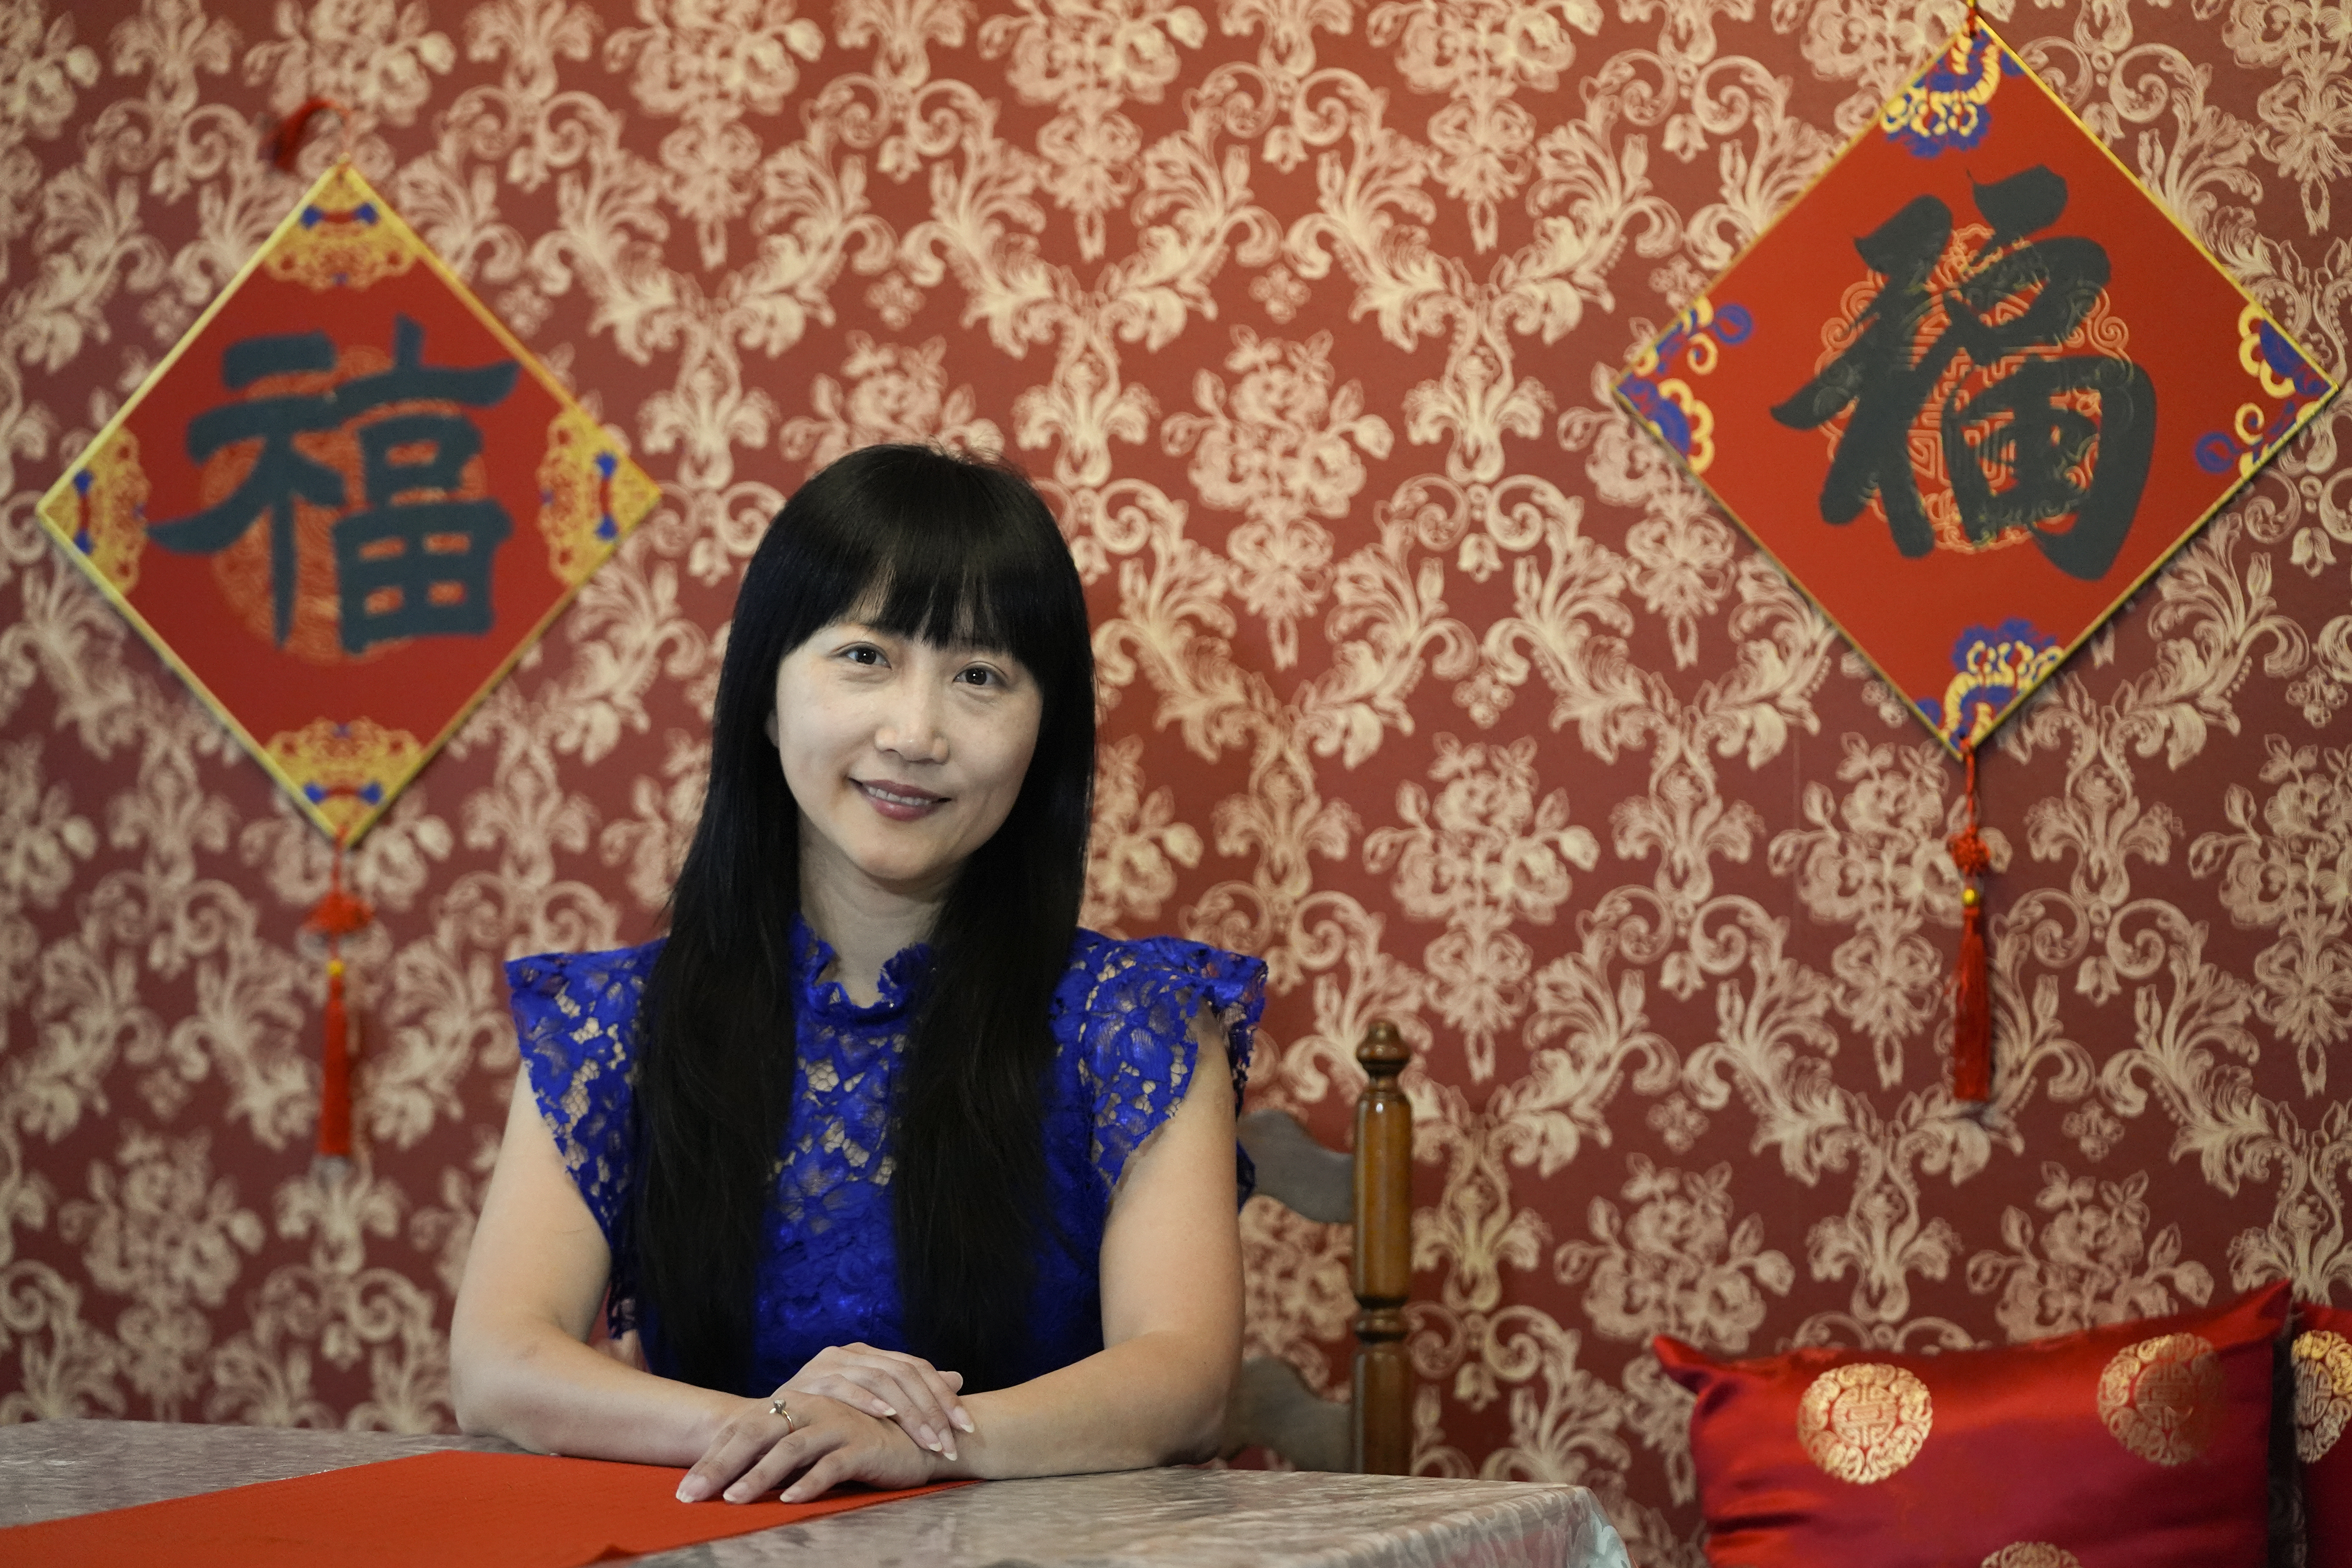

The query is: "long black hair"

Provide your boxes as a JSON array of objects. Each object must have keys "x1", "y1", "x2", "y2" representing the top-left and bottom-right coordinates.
[{"x1": 630, "y1": 444, "x2": 1096, "y2": 1394}]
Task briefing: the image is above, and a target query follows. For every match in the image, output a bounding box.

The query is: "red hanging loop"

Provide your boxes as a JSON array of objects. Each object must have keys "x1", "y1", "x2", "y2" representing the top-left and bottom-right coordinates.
[
  {"x1": 1947, "y1": 742, "x2": 1992, "y2": 877},
  {"x1": 1948, "y1": 741, "x2": 1992, "y2": 1103},
  {"x1": 267, "y1": 97, "x2": 354, "y2": 172},
  {"x1": 304, "y1": 842, "x2": 373, "y2": 1161}
]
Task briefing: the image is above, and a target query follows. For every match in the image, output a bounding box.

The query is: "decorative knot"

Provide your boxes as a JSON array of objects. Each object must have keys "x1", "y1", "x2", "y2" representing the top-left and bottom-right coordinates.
[
  {"x1": 304, "y1": 848, "x2": 374, "y2": 940},
  {"x1": 306, "y1": 885, "x2": 373, "y2": 939},
  {"x1": 1948, "y1": 827, "x2": 1992, "y2": 878}
]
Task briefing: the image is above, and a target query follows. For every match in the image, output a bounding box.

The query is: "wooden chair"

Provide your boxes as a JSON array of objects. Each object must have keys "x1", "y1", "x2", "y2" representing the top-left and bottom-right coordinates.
[{"x1": 1222, "y1": 1021, "x2": 1413, "y2": 1473}]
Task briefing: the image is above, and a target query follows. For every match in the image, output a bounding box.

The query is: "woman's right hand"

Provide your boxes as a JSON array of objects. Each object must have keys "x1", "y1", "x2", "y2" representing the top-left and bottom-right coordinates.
[
  {"x1": 782, "y1": 1342, "x2": 975, "y2": 1461},
  {"x1": 677, "y1": 1390, "x2": 940, "y2": 1504}
]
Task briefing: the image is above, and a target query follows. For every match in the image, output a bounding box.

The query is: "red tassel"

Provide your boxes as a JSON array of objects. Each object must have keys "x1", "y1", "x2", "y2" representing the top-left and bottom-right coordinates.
[
  {"x1": 1947, "y1": 741, "x2": 1992, "y2": 1104},
  {"x1": 305, "y1": 845, "x2": 373, "y2": 1162},
  {"x1": 1952, "y1": 887, "x2": 1990, "y2": 1101}
]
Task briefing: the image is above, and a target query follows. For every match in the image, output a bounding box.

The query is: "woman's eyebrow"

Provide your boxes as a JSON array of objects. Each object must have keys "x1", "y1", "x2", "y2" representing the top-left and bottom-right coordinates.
[{"x1": 940, "y1": 641, "x2": 1024, "y2": 663}]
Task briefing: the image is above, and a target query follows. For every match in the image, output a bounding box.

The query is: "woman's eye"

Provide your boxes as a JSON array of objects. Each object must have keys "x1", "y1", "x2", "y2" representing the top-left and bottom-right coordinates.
[
  {"x1": 957, "y1": 665, "x2": 1000, "y2": 687},
  {"x1": 842, "y1": 644, "x2": 884, "y2": 666}
]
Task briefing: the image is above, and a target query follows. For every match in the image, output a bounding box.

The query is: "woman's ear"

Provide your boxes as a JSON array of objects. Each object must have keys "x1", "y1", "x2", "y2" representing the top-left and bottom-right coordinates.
[{"x1": 765, "y1": 707, "x2": 779, "y2": 747}]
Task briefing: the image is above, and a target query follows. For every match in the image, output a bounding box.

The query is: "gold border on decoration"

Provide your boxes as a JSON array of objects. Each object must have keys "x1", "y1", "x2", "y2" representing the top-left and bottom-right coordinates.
[
  {"x1": 1609, "y1": 19, "x2": 2342, "y2": 760},
  {"x1": 33, "y1": 160, "x2": 659, "y2": 844}
]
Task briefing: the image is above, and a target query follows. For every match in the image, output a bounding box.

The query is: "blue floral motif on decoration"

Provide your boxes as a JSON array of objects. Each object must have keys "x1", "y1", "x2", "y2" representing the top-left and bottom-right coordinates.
[
  {"x1": 1619, "y1": 298, "x2": 1754, "y2": 474},
  {"x1": 1621, "y1": 379, "x2": 1693, "y2": 454},
  {"x1": 1880, "y1": 29, "x2": 2021, "y2": 157},
  {"x1": 1920, "y1": 618, "x2": 2065, "y2": 746},
  {"x1": 2193, "y1": 308, "x2": 2333, "y2": 477}
]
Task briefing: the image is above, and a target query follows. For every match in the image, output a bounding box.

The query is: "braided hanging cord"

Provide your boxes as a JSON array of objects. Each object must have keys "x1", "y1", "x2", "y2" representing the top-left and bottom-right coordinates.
[{"x1": 1947, "y1": 741, "x2": 1992, "y2": 1103}]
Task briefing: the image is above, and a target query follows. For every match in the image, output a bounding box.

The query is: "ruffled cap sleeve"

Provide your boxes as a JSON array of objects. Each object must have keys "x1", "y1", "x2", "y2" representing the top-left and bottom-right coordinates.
[
  {"x1": 505, "y1": 941, "x2": 660, "y2": 1248},
  {"x1": 1060, "y1": 933, "x2": 1264, "y2": 1196}
]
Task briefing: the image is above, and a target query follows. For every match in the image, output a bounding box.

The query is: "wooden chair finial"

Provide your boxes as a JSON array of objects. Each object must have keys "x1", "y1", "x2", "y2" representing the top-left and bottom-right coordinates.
[
  {"x1": 1352, "y1": 1019, "x2": 1412, "y2": 1474},
  {"x1": 1357, "y1": 1019, "x2": 1409, "y2": 1075}
]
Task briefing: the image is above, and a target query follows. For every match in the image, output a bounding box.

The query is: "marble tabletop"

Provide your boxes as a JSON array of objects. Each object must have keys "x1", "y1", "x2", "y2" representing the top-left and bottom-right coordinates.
[{"x1": 0, "y1": 1419, "x2": 1632, "y2": 1568}]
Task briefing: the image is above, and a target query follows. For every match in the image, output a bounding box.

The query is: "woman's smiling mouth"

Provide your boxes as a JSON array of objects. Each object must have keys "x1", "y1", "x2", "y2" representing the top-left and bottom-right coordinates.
[{"x1": 856, "y1": 779, "x2": 948, "y2": 819}]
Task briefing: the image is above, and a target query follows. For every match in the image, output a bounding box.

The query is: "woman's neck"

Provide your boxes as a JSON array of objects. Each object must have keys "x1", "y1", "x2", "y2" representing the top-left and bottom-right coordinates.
[{"x1": 799, "y1": 872, "x2": 944, "y2": 1007}]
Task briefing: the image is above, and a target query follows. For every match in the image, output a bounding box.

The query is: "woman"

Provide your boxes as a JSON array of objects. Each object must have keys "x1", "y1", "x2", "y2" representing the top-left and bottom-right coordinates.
[{"x1": 450, "y1": 445, "x2": 1260, "y2": 1505}]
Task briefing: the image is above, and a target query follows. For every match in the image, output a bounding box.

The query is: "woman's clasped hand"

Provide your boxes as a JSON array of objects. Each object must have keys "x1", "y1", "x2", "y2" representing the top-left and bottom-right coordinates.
[{"x1": 680, "y1": 1342, "x2": 976, "y2": 1504}]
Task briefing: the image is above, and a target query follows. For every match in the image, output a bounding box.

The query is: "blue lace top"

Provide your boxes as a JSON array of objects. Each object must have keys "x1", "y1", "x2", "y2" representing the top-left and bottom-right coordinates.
[{"x1": 505, "y1": 923, "x2": 1264, "y2": 1396}]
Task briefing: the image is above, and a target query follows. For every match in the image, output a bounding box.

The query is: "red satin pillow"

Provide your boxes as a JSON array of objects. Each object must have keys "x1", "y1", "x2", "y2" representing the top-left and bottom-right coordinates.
[
  {"x1": 2299, "y1": 1301, "x2": 2352, "y2": 1568},
  {"x1": 1656, "y1": 1281, "x2": 2289, "y2": 1568}
]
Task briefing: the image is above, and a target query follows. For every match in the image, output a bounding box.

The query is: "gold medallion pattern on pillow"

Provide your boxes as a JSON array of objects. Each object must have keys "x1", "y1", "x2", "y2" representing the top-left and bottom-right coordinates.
[
  {"x1": 2097, "y1": 1331, "x2": 2222, "y2": 1464},
  {"x1": 2294, "y1": 1329, "x2": 2352, "y2": 1463},
  {"x1": 1981, "y1": 1546, "x2": 2082, "y2": 1568},
  {"x1": 1797, "y1": 1363, "x2": 1933, "y2": 1483}
]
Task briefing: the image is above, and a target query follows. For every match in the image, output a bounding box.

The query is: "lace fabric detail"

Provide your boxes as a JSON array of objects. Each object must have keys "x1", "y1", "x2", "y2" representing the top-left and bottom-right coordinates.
[
  {"x1": 1060, "y1": 932, "x2": 1265, "y2": 1196},
  {"x1": 792, "y1": 918, "x2": 932, "y2": 1023},
  {"x1": 776, "y1": 920, "x2": 916, "y2": 1229},
  {"x1": 504, "y1": 923, "x2": 1266, "y2": 1392},
  {"x1": 756, "y1": 923, "x2": 919, "y2": 1371},
  {"x1": 506, "y1": 943, "x2": 658, "y2": 1247}
]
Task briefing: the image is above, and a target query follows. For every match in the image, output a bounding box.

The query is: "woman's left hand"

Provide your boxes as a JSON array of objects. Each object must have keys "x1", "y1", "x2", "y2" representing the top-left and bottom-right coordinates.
[
  {"x1": 783, "y1": 1341, "x2": 972, "y2": 1460},
  {"x1": 675, "y1": 1391, "x2": 940, "y2": 1505}
]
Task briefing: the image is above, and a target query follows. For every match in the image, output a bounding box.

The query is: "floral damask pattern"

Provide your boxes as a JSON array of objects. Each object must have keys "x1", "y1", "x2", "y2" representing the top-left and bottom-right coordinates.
[{"x1": 2, "y1": 2, "x2": 2348, "y2": 1562}]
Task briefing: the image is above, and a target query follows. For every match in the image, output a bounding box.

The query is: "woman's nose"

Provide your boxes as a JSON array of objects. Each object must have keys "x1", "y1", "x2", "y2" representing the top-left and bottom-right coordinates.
[{"x1": 875, "y1": 681, "x2": 948, "y2": 761}]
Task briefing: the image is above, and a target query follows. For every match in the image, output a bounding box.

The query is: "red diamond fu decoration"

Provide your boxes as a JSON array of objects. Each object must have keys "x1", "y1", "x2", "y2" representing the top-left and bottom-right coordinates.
[
  {"x1": 1615, "y1": 22, "x2": 2336, "y2": 752},
  {"x1": 37, "y1": 161, "x2": 658, "y2": 843}
]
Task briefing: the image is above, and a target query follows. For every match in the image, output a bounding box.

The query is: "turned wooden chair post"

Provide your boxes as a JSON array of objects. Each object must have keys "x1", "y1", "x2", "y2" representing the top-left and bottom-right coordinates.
[
  {"x1": 1223, "y1": 1020, "x2": 1415, "y2": 1473},
  {"x1": 1351, "y1": 1020, "x2": 1412, "y2": 1474}
]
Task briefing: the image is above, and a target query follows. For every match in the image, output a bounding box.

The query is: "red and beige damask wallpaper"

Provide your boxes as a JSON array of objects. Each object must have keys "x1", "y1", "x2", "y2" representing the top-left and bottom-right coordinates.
[{"x1": 2, "y1": 0, "x2": 2347, "y2": 1561}]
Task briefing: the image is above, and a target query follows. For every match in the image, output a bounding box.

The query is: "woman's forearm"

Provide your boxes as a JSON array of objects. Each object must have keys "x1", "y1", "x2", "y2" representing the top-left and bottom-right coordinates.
[
  {"x1": 454, "y1": 1071, "x2": 755, "y2": 1466},
  {"x1": 927, "y1": 1004, "x2": 1248, "y2": 1481},
  {"x1": 938, "y1": 1328, "x2": 1234, "y2": 1480},
  {"x1": 452, "y1": 1317, "x2": 741, "y2": 1464}
]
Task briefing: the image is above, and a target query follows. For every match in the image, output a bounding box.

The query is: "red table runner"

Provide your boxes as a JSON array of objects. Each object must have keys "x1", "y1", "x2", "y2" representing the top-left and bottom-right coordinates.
[{"x1": 0, "y1": 1448, "x2": 970, "y2": 1566}]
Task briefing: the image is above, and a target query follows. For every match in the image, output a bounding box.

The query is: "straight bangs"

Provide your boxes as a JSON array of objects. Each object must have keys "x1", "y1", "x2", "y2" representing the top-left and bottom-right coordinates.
[
  {"x1": 847, "y1": 454, "x2": 1078, "y2": 695},
  {"x1": 721, "y1": 443, "x2": 1088, "y2": 791}
]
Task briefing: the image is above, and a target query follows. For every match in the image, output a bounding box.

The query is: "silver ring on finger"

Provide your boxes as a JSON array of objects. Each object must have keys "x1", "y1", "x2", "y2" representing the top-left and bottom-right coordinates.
[{"x1": 769, "y1": 1396, "x2": 799, "y2": 1435}]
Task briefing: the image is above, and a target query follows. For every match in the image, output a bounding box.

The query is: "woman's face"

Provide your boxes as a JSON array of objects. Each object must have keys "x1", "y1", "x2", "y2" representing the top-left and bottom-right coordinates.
[{"x1": 768, "y1": 616, "x2": 1045, "y2": 908}]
